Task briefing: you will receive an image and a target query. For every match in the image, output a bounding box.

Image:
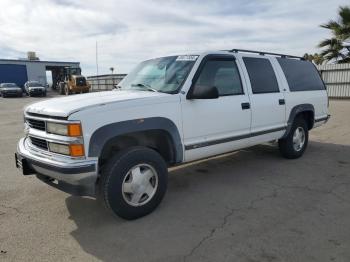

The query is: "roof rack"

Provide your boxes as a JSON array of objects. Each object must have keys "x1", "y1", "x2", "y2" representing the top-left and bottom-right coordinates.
[{"x1": 226, "y1": 49, "x2": 304, "y2": 60}]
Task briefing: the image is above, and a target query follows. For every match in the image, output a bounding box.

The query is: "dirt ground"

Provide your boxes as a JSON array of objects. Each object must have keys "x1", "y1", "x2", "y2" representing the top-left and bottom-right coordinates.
[{"x1": 0, "y1": 94, "x2": 349, "y2": 262}]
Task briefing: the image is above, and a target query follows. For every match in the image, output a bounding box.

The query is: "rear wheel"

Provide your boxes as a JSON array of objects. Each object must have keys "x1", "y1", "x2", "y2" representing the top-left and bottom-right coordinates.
[
  {"x1": 99, "y1": 147, "x2": 168, "y2": 220},
  {"x1": 279, "y1": 116, "x2": 308, "y2": 159}
]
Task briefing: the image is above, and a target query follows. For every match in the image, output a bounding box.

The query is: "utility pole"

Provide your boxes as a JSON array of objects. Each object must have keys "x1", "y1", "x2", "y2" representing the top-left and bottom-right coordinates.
[{"x1": 96, "y1": 41, "x2": 99, "y2": 91}]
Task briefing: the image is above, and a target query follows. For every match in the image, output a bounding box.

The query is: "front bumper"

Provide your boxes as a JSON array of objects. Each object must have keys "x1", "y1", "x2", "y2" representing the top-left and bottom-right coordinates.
[
  {"x1": 71, "y1": 86, "x2": 90, "y2": 92},
  {"x1": 15, "y1": 137, "x2": 98, "y2": 196},
  {"x1": 2, "y1": 91, "x2": 22, "y2": 96},
  {"x1": 28, "y1": 89, "x2": 45, "y2": 95}
]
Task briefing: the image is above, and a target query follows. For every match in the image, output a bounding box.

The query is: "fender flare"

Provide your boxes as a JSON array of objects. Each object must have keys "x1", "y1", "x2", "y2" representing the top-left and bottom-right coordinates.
[
  {"x1": 88, "y1": 117, "x2": 183, "y2": 163},
  {"x1": 282, "y1": 104, "x2": 314, "y2": 138}
]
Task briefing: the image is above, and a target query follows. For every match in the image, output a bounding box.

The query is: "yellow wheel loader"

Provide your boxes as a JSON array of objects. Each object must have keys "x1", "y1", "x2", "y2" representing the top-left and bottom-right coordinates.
[{"x1": 58, "y1": 67, "x2": 90, "y2": 95}]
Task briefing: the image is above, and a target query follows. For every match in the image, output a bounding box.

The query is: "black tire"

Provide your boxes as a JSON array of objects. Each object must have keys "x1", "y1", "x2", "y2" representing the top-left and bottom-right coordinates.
[
  {"x1": 59, "y1": 83, "x2": 65, "y2": 95},
  {"x1": 279, "y1": 116, "x2": 309, "y2": 159},
  {"x1": 99, "y1": 146, "x2": 168, "y2": 220},
  {"x1": 65, "y1": 85, "x2": 72, "y2": 96}
]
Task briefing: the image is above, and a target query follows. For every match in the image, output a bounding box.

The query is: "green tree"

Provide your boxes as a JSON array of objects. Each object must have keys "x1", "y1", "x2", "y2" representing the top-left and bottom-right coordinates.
[
  {"x1": 318, "y1": 6, "x2": 350, "y2": 63},
  {"x1": 303, "y1": 53, "x2": 325, "y2": 65}
]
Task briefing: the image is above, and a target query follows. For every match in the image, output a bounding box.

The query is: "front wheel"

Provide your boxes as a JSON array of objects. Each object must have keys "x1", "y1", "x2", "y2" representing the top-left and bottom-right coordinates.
[
  {"x1": 279, "y1": 117, "x2": 308, "y2": 159},
  {"x1": 64, "y1": 85, "x2": 70, "y2": 96},
  {"x1": 99, "y1": 147, "x2": 168, "y2": 220},
  {"x1": 59, "y1": 83, "x2": 65, "y2": 95}
]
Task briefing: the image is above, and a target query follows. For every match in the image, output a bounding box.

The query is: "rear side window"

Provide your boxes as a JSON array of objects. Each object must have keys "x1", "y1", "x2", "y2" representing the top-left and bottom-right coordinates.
[
  {"x1": 243, "y1": 57, "x2": 279, "y2": 94},
  {"x1": 277, "y1": 59, "x2": 325, "y2": 91}
]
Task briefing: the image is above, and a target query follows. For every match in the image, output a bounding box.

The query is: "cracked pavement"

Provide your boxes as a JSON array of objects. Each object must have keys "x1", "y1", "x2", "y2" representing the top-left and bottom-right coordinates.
[{"x1": 0, "y1": 95, "x2": 350, "y2": 262}]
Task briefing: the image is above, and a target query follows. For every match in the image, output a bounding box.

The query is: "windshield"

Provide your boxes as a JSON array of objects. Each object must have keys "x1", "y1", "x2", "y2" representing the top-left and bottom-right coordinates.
[
  {"x1": 66, "y1": 67, "x2": 81, "y2": 75},
  {"x1": 28, "y1": 82, "x2": 43, "y2": 87},
  {"x1": 1, "y1": 83, "x2": 18, "y2": 88},
  {"x1": 118, "y1": 55, "x2": 198, "y2": 93}
]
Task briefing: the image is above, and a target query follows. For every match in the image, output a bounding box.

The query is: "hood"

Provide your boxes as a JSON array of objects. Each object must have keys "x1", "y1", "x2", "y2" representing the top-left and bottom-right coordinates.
[
  {"x1": 2, "y1": 87, "x2": 21, "y2": 91},
  {"x1": 25, "y1": 90, "x2": 171, "y2": 117}
]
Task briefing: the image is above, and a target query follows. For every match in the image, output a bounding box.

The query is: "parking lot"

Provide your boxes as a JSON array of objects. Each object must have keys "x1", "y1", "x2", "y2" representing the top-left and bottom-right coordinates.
[{"x1": 0, "y1": 93, "x2": 349, "y2": 262}]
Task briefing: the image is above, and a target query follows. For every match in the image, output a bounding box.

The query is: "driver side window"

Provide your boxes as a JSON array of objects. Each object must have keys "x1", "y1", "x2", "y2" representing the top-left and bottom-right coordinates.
[{"x1": 194, "y1": 58, "x2": 243, "y2": 96}]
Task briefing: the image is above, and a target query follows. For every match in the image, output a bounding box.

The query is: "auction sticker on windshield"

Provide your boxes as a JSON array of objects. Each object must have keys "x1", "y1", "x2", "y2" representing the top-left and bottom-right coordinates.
[{"x1": 176, "y1": 55, "x2": 198, "y2": 61}]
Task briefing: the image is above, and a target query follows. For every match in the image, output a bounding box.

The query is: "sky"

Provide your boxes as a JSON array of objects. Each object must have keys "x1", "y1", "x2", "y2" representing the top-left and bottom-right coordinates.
[{"x1": 0, "y1": 0, "x2": 348, "y2": 76}]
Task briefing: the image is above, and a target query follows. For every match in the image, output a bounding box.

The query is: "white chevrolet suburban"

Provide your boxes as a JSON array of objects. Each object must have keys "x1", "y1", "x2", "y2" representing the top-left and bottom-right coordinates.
[{"x1": 15, "y1": 49, "x2": 330, "y2": 219}]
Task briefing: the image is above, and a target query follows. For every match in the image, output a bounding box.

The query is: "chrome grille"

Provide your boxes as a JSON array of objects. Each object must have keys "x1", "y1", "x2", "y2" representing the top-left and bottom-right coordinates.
[
  {"x1": 29, "y1": 136, "x2": 48, "y2": 150},
  {"x1": 26, "y1": 118, "x2": 46, "y2": 131}
]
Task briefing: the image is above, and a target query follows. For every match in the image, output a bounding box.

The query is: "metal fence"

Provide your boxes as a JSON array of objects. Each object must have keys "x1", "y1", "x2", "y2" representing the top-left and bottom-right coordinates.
[
  {"x1": 87, "y1": 74, "x2": 126, "y2": 91},
  {"x1": 317, "y1": 63, "x2": 350, "y2": 98}
]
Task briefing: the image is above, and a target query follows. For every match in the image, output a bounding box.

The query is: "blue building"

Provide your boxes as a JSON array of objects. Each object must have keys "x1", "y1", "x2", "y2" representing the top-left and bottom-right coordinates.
[{"x1": 0, "y1": 56, "x2": 79, "y2": 88}]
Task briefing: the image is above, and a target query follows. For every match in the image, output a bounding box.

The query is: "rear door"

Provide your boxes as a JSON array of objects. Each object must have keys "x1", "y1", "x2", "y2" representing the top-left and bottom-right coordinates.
[{"x1": 239, "y1": 56, "x2": 286, "y2": 135}]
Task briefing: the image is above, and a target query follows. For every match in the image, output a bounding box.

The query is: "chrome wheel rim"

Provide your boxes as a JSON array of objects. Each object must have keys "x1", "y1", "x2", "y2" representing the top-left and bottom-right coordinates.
[
  {"x1": 122, "y1": 164, "x2": 158, "y2": 207},
  {"x1": 293, "y1": 127, "x2": 305, "y2": 152}
]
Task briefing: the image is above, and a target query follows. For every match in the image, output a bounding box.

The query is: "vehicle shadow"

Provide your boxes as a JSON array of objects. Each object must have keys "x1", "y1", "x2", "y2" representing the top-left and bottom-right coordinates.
[{"x1": 65, "y1": 141, "x2": 350, "y2": 262}]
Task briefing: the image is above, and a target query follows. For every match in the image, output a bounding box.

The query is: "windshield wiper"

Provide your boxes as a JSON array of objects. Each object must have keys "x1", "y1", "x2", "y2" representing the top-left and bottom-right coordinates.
[{"x1": 131, "y1": 83, "x2": 158, "y2": 92}]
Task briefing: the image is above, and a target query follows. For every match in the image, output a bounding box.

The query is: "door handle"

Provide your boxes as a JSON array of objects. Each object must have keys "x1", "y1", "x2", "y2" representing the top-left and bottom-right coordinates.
[
  {"x1": 279, "y1": 99, "x2": 285, "y2": 105},
  {"x1": 241, "y1": 102, "x2": 250, "y2": 110}
]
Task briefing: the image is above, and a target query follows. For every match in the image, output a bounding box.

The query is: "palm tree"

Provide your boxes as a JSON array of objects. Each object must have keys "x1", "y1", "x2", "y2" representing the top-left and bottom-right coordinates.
[
  {"x1": 303, "y1": 53, "x2": 325, "y2": 65},
  {"x1": 319, "y1": 6, "x2": 350, "y2": 63}
]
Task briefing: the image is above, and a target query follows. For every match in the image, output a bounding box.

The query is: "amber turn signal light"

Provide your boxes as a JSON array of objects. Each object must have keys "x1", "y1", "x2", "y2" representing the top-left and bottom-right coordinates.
[
  {"x1": 69, "y1": 144, "x2": 85, "y2": 157},
  {"x1": 68, "y1": 124, "x2": 82, "y2": 137}
]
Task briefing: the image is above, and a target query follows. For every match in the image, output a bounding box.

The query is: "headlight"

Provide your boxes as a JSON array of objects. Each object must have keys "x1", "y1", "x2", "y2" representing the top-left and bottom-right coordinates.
[
  {"x1": 47, "y1": 122, "x2": 82, "y2": 136},
  {"x1": 48, "y1": 142, "x2": 70, "y2": 155},
  {"x1": 48, "y1": 142, "x2": 85, "y2": 157}
]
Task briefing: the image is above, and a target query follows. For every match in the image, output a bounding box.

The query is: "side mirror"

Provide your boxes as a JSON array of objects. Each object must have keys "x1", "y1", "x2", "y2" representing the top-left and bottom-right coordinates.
[{"x1": 187, "y1": 85, "x2": 219, "y2": 99}]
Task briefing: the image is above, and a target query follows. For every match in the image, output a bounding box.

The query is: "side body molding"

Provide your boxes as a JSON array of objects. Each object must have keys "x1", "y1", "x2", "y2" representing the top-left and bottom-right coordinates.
[
  {"x1": 282, "y1": 104, "x2": 315, "y2": 138},
  {"x1": 88, "y1": 117, "x2": 183, "y2": 163}
]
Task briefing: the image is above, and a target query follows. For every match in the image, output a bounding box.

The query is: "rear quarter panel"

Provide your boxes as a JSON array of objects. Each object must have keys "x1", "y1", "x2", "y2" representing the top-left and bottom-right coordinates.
[{"x1": 271, "y1": 58, "x2": 329, "y2": 125}]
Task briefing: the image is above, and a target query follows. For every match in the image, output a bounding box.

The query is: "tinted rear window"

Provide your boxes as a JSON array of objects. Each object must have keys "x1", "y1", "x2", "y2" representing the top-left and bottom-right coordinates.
[
  {"x1": 277, "y1": 59, "x2": 325, "y2": 91},
  {"x1": 243, "y1": 57, "x2": 279, "y2": 94}
]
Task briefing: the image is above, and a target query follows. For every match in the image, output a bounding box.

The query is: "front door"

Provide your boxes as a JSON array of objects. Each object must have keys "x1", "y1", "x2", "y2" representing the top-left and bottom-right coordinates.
[{"x1": 181, "y1": 54, "x2": 252, "y2": 162}]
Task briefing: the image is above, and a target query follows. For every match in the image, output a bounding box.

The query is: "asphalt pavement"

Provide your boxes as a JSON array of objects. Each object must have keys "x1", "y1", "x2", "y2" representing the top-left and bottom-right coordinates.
[{"x1": 0, "y1": 93, "x2": 349, "y2": 262}]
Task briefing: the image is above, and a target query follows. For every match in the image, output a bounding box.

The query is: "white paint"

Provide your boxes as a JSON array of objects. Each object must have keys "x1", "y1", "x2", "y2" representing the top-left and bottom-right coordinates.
[{"x1": 23, "y1": 50, "x2": 329, "y2": 164}]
